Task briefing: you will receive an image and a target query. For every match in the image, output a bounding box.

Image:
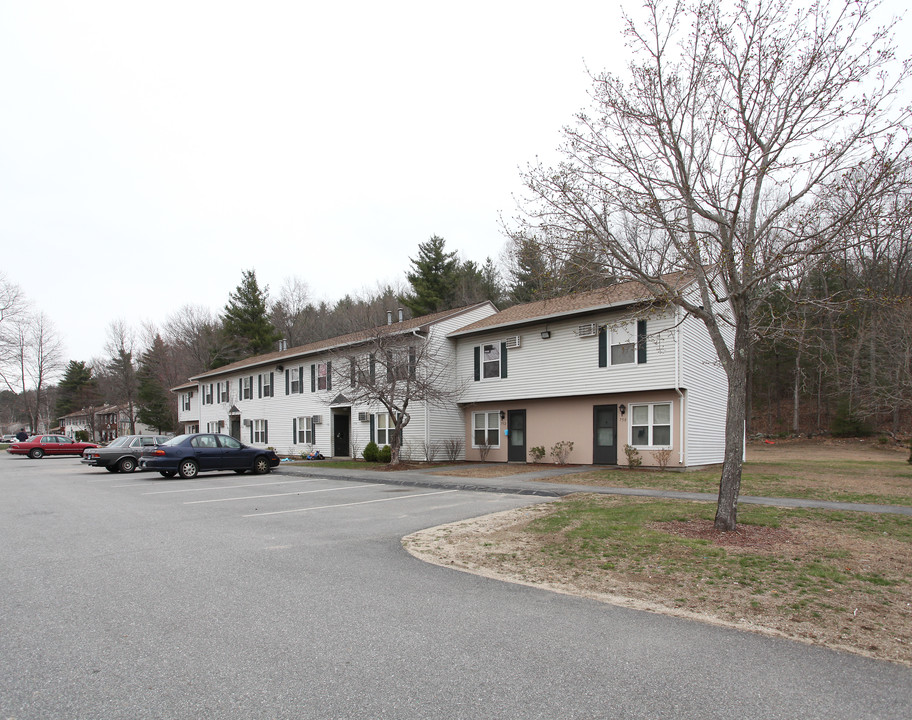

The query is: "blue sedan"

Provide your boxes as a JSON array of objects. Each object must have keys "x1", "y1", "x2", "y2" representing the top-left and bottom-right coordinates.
[{"x1": 139, "y1": 433, "x2": 280, "y2": 479}]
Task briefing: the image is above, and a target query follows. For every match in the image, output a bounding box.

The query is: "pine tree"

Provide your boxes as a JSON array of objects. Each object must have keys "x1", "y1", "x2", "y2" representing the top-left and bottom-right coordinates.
[
  {"x1": 137, "y1": 335, "x2": 176, "y2": 432},
  {"x1": 56, "y1": 360, "x2": 94, "y2": 416},
  {"x1": 400, "y1": 236, "x2": 460, "y2": 315},
  {"x1": 221, "y1": 270, "x2": 282, "y2": 361}
]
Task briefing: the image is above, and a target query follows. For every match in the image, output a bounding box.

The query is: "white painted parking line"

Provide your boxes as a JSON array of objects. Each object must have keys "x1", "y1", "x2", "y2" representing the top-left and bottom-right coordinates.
[
  {"x1": 185, "y1": 483, "x2": 382, "y2": 505},
  {"x1": 141, "y1": 478, "x2": 320, "y2": 495},
  {"x1": 243, "y1": 489, "x2": 459, "y2": 517}
]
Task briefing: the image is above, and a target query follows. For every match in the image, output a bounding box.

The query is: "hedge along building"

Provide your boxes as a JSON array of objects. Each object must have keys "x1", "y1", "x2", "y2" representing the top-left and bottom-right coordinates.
[
  {"x1": 448, "y1": 274, "x2": 730, "y2": 468},
  {"x1": 179, "y1": 303, "x2": 498, "y2": 461}
]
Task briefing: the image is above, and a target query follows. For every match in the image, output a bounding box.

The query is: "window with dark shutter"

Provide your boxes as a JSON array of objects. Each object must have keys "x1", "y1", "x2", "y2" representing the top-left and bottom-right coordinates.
[{"x1": 637, "y1": 320, "x2": 647, "y2": 364}]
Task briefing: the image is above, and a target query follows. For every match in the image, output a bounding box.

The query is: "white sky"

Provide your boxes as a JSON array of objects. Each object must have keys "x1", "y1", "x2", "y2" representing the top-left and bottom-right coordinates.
[{"x1": 1, "y1": 0, "x2": 906, "y2": 370}]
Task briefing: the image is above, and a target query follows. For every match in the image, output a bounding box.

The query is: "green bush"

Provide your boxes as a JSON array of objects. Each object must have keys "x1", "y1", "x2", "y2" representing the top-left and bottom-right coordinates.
[
  {"x1": 529, "y1": 446, "x2": 546, "y2": 463},
  {"x1": 74, "y1": 430, "x2": 89, "y2": 442},
  {"x1": 378, "y1": 445, "x2": 392, "y2": 463},
  {"x1": 362, "y1": 441, "x2": 380, "y2": 462},
  {"x1": 830, "y1": 400, "x2": 874, "y2": 438}
]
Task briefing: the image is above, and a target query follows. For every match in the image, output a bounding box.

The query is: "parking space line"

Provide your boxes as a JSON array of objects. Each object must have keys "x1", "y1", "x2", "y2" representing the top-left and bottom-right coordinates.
[
  {"x1": 185, "y1": 484, "x2": 381, "y2": 504},
  {"x1": 243, "y1": 489, "x2": 459, "y2": 517},
  {"x1": 141, "y1": 478, "x2": 320, "y2": 495}
]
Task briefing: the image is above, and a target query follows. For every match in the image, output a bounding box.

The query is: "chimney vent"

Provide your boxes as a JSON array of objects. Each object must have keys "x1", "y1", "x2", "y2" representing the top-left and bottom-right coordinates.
[
  {"x1": 387, "y1": 311, "x2": 393, "y2": 325},
  {"x1": 398, "y1": 308, "x2": 404, "y2": 322}
]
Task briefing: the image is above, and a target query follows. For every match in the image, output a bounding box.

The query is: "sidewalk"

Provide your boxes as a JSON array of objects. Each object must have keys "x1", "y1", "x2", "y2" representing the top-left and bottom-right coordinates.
[{"x1": 278, "y1": 461, "x2": 912, "y2": 516}]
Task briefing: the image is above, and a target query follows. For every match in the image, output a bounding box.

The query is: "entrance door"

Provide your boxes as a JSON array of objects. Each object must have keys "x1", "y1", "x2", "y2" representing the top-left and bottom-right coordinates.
[
  {"x1": 507, "y1": 409, "x2": 526, "y2": 462},
  {"x1": 593, "y1": 405, "x2": 618, "y2": 465},
  {"x1": 333, "y1": 413, "x2": 350, "y2": 457},
  {"x1": 230, "y1": 417, "x2": 241, "y2": 440}
]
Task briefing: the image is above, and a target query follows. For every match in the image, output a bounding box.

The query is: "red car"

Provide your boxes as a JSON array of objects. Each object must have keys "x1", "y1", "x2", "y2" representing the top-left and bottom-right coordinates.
[{"x1": 7, "y1": 435, "x2": 99, "y2": 459}]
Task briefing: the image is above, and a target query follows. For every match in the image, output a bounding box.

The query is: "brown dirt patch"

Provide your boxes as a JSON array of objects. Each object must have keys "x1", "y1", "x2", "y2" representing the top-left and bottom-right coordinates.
[{"x1": 653, "y1": 519, "x2": 796, "y2": 550}]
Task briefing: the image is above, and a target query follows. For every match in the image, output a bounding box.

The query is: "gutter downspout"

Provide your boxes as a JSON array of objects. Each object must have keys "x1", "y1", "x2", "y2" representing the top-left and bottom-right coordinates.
[{"x1": 675, "y1": 306, "x2": 685, "y2": 466}]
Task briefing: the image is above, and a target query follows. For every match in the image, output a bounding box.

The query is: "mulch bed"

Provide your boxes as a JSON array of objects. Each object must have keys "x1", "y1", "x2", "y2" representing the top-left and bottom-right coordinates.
[{"x1": 654, "y1": 519, "x2": 796, "y2": 550}]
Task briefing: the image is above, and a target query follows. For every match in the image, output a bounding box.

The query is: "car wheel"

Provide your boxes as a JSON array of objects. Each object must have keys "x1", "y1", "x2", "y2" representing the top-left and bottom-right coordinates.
[
  {"x1": 253, "y1": 456, "x2": 271, "y2": 475},
  {"x1": 106, "y1": 466, "x2": 119, "y2": 473},
  {"x1": 234, "y1": 469, "x2": 248, "y2": 474},
  {"x1": 28, "y1": 448, "x2": 44, "y2": 459},
  {"x1": 160, "y1": 471, "x2": 176, "y2": 478},
  {"x1": 178, "y1": 460, "x2": 199, "y2": 479},
  {"x1": 119, "y1": 457, "x2": 137, "y2": 473}
]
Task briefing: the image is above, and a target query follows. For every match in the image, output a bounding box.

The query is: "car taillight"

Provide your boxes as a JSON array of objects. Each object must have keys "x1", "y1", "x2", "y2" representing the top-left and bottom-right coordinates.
[{"x1": 153, "y1": 449, "x2": 166, "y2": 456}]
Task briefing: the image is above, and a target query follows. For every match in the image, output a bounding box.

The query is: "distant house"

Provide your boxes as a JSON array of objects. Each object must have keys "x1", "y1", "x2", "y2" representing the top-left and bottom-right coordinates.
[
  {"x1": 59, "y1": 404, "x2": 157, "y2": 442},
  {"x1": 172, "y1": 276, "x2": 730, "y2": 468}
]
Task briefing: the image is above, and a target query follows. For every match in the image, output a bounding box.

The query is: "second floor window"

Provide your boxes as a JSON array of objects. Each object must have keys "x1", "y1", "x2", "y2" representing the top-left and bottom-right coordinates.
[
  {"x1": 242, "y1": 376, "x2": 252, "y2": 400},
  {"x1": 483, "y1": 344, "x2": 500, "y2": 379}
]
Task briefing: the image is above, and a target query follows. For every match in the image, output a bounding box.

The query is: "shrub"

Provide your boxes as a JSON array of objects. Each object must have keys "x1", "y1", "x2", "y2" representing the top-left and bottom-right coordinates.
[
  {"x1": 74, "y1": 430, "x2": 89, "y2": 442},
  {"x1": 421, "y1": 439, "x2": 441, "y2": 462},
  {"x1": 550, "y1": 440, "x2": 574, "y2": 465},
  {"x1": 624, "y1": 443, "x2": 642, "y2": 468},
  {"x1": 478, "y1": 441, "x2": 493, "y2": 462},
  {"x1": 830, "y1": 400, "x2": 874, "y2": 437},
  {"x1": 443, "y1": 437, "x2": 464, "y2": 462},
  {"x1": 654, "y1": 447, "x2": 672, "y2": 471},
  {"x1": 378, "y1": 445, "x2": 392, "y2": 463},
  {"x1": 529, "y1": 446, "x2": 546, "y2": 463},
  {"x1": 362, "y1": 441, "x2": 380, "y2": 462}
]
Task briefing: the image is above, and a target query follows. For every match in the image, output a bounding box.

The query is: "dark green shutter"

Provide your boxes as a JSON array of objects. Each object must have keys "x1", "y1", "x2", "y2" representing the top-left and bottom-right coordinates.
[
  {"x1": 298, "y1": 366, "x2": 304, "y2": 393},
  {"x1": 326, "y1": 362, "x2": 332, "y2": 391},
  {"x1": 369, "y1": 354, "x2": 375, "y2": 382},
  {"x1": 598, "y1": 326, "x2": 607, "y2": 367},
  {"x1": 238, "y1": 378, "x2": 242, "y2": 397},
  {"x1": 258, "y1": 374, "x2": 262, "y2": 398},
  {"x1": 408, "y1": 346, "x2": 416, "y2": 379},
  {"x1": 292, "y1": 418, "x2": 297, "y2": 443},
  {"x1": 473, "y1": 346, "x2": 480, "y2": 381},
  {"x1": 264, "y1": 420, "x2": 268, "y2": 444},
  {"x1": 369, "y1": 414, "x2": 375, "y2": 443},
  {"x1": 637, "y1": 320, "x2": 647, "y2": 364},
  {"x1": 311, "y1": 364, "x2": 316, "y2": 392},
  {"x1": 249, "y1": 423, "x2": 253, "y2": 443},
  {"x1": 285, "y1": 369, "x2": 289, "y2": 395},
  {"x1": 500, "y1": 342, "x2": 508, "y2": 378}
]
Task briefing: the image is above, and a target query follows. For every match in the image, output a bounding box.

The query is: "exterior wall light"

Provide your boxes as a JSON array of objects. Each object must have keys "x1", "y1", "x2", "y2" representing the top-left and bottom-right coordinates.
[
  {"x1": 541, "y1": 330, "x2": 551, "y2": 339},
  {"x1": 619, "y1": 404, "x2": 626, "y2": 416}
]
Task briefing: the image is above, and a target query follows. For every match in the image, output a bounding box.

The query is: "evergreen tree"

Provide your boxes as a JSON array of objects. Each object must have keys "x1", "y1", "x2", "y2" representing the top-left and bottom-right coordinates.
[
  {"x1": 56, "y1": 360, "x2": 93, "y2": 416},
  {"x1": 400, "y1": 236, "x2": 459, "y2": 315},
  {"x1": 137, "y1": 335, "x2": 176, "y2": 432},
  {"x1": 221, "y1": 270, "x2": 282, "y2": 361}
]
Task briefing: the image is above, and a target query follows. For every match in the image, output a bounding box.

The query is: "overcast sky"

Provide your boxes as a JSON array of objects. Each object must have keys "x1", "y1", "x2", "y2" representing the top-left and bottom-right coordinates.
[{"x1": 1, "y1": 0, "x2": 906, "y2": 370}]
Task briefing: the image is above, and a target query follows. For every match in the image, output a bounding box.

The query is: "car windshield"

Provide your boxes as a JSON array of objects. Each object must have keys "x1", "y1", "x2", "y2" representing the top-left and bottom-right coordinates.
[
  {"x1": 162, "y1": 434, "x2": 192, "y2": 446},
  {"x1": 108, "y1": 436, "x2": 131, "y2": 447}
]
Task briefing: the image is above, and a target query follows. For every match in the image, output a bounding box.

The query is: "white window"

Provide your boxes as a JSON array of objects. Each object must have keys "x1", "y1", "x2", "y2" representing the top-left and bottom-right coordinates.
[
  {"x1": 376, "y1": 413, "x2": 394, "y2": 445},
  {"x1": 290, "y1": 368, "x2": 301, "y2": 394},
  {"x1": 206, "y1": 421, "x2": 220, "y2": 433},
  {"x1": 242, "y1": 376, "x2": 253, "y2": 400},
  {"x1": 318, "y1": 362, "x2": 328, "y2": 390},
  {"x1": 253, "y1": 419, "x2": 268, "y2": 444},
  {"x1": 296, "y1": 416, "x2": 313, "y2": 445},
  {"x1": 482, "y1": 344, "x2": 500, "y2": 379},
  {"x1": 630, "y1": 403, "x2": 672, "y2": 447},
  {"x1": 611, "y1": 321, "x2": 636, "y2": 365},
  {"x1": 473, "y1": 411, "x2": 500, "y2": 447},
  {"x1": 260, "y1": 372, "x2": 273, "y2": 398},
  {"x1": 204, "y1": 384, "x2": 214, "y2": 405},
  {"x1": 181, "y1": 393, "x2": 191, "y2": 411}
]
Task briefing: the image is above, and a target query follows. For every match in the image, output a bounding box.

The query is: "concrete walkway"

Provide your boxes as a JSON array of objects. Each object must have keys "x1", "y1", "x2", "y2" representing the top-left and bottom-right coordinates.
[{"x1": 279, "y1": 461, "x2": 912, "y2": 516}]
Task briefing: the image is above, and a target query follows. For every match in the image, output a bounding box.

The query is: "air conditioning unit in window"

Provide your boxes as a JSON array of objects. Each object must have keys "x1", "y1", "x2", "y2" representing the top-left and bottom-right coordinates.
[
  {"x1": 242, "y1": 419, "x2": 251, "y2": 427},
  {"x1": 578, "y1": 323, "x2": 598, "y2": 337},
  {"x1": 503, "y1": 335, "x2": 521, "y2": 349},
  {"x1": 358, "y1": 412, "x2": 370, "y2": 422},
  {"x1": 312, "y1": 415, "x2": 323, "y2": 425}
]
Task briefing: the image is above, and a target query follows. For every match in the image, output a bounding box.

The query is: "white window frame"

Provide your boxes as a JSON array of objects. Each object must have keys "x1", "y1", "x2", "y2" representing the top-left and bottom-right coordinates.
[
  {"x1": 297, "y1": 416, "x2": 313, "y2": 445},
  {"x1": 181, "y1": 393, "x2": 191, "y2": 411},
  {"x1": 204, "y1": 383, "x2": 214, "y2": 405},
  {"x1": 253, "y1": 419, "x2": 267, "y2": 444},
  {"x1": 242, "y1": 376, "x2": 253, "y2": 400},
  {"x1": 317, "y1": 362, "x2": 328, "y2": 390},
  {"x1": 376, "y1": 413, "x2": 394, "y2": 445},
  {"x1": 290, "y1": 368, "x2": 301, "y2": 394},
  {"x1": 260, "y1": 372, "x2": 273, "y2": 397},
  {"x1": 629, "y1": 402, "x2": 672, "y2": 448},
  {"x1": 610, "y1": 321, "x2": 637, "y2": 366},
  {"x1": 482, "y1": 344, "x2": 501, "y2": 380},
  {"x1": 206, "y1": 421, "x2": 221, "y2": 433},
  {"x1": 472, "y1": 411, "x2": 501, "y2": 448}
]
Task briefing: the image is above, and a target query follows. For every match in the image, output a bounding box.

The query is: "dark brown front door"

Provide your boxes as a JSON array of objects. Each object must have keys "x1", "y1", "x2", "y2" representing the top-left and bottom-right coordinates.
[{"x1": 593, "y1": 405, "x2": 618, "y2": 465}]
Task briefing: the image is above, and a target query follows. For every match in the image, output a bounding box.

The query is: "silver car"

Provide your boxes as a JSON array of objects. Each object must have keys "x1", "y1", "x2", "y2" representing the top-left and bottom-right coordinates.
[{"x1": 81, "y1": 435, "x2": 170, "y2": 473}]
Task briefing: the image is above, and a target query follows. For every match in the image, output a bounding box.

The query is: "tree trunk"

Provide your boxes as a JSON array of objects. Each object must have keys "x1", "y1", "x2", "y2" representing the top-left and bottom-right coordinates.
[{"x1": 715, "y1": 347, "x2": 748, "y2": 531}]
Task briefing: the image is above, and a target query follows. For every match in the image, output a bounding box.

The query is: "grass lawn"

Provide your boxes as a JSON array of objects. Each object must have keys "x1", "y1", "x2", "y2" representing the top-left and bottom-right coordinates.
[{"x1": 403, "y1": 440, "x2": 912, "y2": 666}]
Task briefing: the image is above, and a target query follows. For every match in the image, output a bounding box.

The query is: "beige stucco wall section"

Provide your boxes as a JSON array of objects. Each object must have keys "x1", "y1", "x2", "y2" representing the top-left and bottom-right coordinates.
[{"x1": 462, "y1": 390, "x2": 686, "y2": 467}]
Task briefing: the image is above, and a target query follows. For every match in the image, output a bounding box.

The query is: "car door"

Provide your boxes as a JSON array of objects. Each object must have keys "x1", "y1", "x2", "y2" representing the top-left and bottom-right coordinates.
[
  {"x1": 41, "y1": 436, "x2": 62, "y2": 455},
  {"x1": 189, "y1": 434, "x2": 222, "y2": 471},
  {"x1": 216, "y1": 434, "x2": 245, "y2": 470}
]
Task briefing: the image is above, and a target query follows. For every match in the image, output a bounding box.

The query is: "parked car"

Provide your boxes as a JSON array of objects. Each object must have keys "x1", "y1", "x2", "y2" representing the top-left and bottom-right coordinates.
[
  {"x1": 81, "y1": 435, "x2": 171, "y2": 473},
  {"x1": 2, "y1": 434, "x2": 18, "y2": 444},
  {"x1": 139, "y1": 433, "x2": 280, "y2": 479},
  {"x1": 7, "y1": 435, "x2": 100, "y2": 459}
]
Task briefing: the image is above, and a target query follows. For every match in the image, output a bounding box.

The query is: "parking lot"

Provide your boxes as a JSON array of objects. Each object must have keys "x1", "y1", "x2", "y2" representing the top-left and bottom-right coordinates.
[{"x1": 3, "y1": 454, "x2": 911, "y2": 720}]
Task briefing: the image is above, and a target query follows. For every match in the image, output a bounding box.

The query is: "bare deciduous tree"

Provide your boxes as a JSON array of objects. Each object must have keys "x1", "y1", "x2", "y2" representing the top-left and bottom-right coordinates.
[{"x1": 516, "y1": 0, "x2": 910, "y2": 529}]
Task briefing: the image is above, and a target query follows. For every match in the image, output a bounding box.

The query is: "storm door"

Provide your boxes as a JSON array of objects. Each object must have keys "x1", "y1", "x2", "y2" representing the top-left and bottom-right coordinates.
[
  {"x1": 333, "y1": 413, "x2": 350, "y2": 457},
  {"x1": 593, "y1": 405, "x2": 618, "y2": 465},
  {"x1": 507, "y1": 409, "x2": 526, "y2": 462}
]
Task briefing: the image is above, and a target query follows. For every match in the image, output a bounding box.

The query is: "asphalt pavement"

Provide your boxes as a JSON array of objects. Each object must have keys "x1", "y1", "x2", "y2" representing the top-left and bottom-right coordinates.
[{"x1": 2, "y1": 454, "x2": 910, "y2": 719}]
